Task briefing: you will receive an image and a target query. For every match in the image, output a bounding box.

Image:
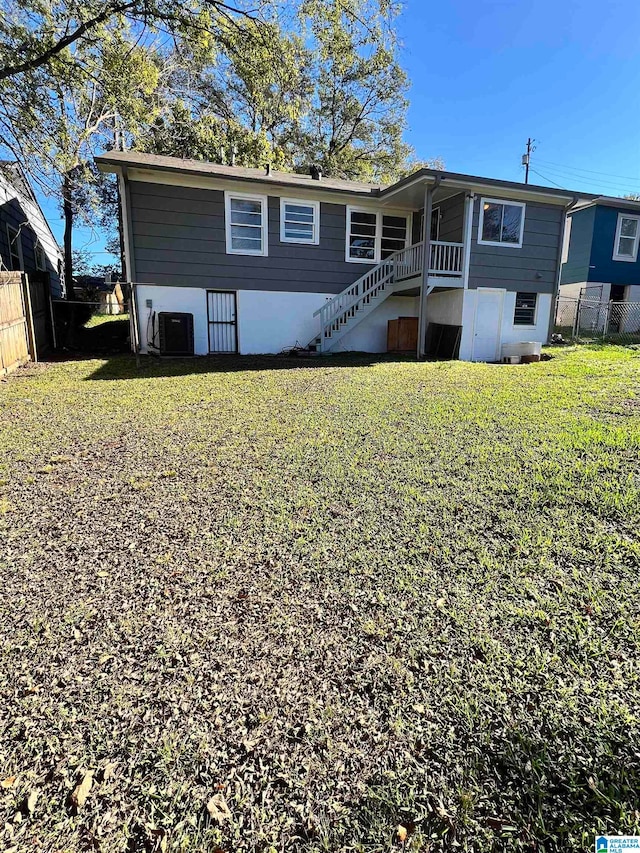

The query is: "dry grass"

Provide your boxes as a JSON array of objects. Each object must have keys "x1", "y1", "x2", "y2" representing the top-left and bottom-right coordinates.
[{"x1": 0, "y1": 346, "x2": 639, "y2": 852}]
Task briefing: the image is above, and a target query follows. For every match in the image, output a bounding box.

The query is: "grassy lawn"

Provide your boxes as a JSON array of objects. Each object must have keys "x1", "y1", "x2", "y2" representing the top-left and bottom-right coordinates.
[{"x1": 0, "y1": 347, "x2": 639, "y2": 853}]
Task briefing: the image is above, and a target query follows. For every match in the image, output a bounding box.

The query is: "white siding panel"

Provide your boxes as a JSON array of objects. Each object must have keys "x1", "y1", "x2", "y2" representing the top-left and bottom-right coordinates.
[
  {"x1": 135, "y1": 285, "x2": 209, "y2": 354},
  {"x1": 237, "y1": 290, "x2": 327, "y2": 354},
  {"x1": 332, "y1": 295, "x2": 419, "y2": 353}
]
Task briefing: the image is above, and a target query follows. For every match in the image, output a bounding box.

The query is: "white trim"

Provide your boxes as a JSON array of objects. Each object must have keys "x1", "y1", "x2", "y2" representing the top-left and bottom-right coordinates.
[
  {"x1": 224, "y1": 190, "x2": 268, "y2": 257},
  {"x1": 345, "y1": 207, "x2": 409, "y2": 264},
  {"x1": 6, "y1": 223, "x2": 24, "y2": 270},
  {"x1": 461, "y1": 193, "x2": 474, "y2": 290},
  {"x1": 34, "y1": 239, "x2": 46, "y2": 270},
  {"x1": 478, "y1": 197, "x2": 526, "y2": 249},
  {"x1": 118, "y1": 172, "x2": 135, "y2": 282},
  {"x1": 561, "y1": 214, "x2": 572, "y2": 264},
  {"x1": 613, "y1": 212, "x2": 640, "y2": 262},
  {"x1": 125, "y1": 167, "x2": 381, "y2": 209},
  {"x1": 279, "y1": 197, "x2": 320, "y2": 245},
  {"x1": 471, "y1": 287, "x2": 505, "y2": 362}
]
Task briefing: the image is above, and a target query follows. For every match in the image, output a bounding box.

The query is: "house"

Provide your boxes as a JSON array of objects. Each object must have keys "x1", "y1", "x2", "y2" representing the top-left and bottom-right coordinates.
[
  {"x1": 0, "y1": 161, "x2": 63, "y2": 297},
  {"x1": 560, "y1": 196, "x2": 640, "y2": 305},
  {"x1": 96, "y1": 150, "x2": 580, "y2": 361}
]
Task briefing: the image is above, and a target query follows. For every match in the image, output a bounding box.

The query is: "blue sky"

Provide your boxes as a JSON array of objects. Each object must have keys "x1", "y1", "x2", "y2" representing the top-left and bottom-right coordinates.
[
  {"x1": 400, "y1": 0, "x2": 640, "y2": 193},
  {"x1": 41, "y1": 0, "x2": 640, "y2": 265}
]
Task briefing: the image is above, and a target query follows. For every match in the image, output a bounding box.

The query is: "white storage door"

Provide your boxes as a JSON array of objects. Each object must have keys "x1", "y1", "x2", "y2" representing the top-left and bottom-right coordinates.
[
  {"x1": 472, "y1": 288, "x2": 504, "y2": 362},
  {"x1": 207, "y1": 291, "x2": 237, "y2": 353}
]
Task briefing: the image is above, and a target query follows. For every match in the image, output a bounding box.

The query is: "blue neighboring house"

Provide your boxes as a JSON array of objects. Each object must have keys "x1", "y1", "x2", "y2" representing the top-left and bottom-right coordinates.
[{"x1": 560, "y1": 196, "x2": 640, "y2": 304}]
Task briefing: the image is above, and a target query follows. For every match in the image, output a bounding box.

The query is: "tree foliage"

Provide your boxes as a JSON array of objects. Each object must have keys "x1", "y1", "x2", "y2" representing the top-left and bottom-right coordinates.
[
  {"x1": 0, "y1": 0, "x2": 441, "y2": 277},
  {"x1": 136, "y1": 0, "x2": 437, "y2": 182}
]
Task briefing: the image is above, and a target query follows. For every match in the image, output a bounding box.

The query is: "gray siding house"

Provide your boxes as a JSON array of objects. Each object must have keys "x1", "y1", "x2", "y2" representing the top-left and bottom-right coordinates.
[
  {"x1": 97, "y1": 151, "x2": 578, "y2": 361},
  {"x1": 0, "y1": 161, "x2": 63, "y2": 297}
]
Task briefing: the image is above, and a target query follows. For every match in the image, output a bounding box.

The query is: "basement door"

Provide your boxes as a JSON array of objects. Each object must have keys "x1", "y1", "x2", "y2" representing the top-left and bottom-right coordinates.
[
  {"x1": 472, "y1": 288, "x2": 504, "y2": 362},
  {"x1": 207, "y1": 290, "x2": 238, "y2": 353}
]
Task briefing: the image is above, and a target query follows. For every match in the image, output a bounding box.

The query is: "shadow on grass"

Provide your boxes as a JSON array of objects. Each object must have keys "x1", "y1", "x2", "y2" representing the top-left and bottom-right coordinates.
[
  {"x1": 55, "y1": 316, "x2": 131, "y2": 355},
  {"x1": 84, "y1": 351, "x2": 420, "y2": 380}
]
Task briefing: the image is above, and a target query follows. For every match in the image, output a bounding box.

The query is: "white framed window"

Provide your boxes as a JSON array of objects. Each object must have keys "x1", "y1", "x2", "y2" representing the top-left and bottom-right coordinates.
[
  {"x1": 478, "y1": 198, "x2": 526, "y2": 248},
  {"x1": 613, "y1": 213, "x2": 640, "y2": 262},
  {"x1": 34, "y1": 240, "x2": 47, "y2": 271},
  {"x1": 224, "y1": 191, "x2": 268, "y2": 256},
  {"x1": 280, "y1": 198, "x2": 320, "y2": 245},
  {"x1": 346, "y1": 208, "x2": 408, "y2": 263},
  {"x1": 6, "y1": 224, "x2": 23, "y2": 270},
  {"x1": 513, "y1": 291, "x2": 537, "y2": 325}
]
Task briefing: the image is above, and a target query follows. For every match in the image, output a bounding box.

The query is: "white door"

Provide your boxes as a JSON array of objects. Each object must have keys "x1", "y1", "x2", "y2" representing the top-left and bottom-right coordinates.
[{"x1": 472, "y1": 288, "x2": 504, "y2": 362}]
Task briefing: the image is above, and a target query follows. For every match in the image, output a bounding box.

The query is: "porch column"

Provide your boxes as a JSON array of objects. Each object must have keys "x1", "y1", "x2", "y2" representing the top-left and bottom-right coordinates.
[
  {"x1": 417, "y1": 183, "x2": 434, "y2": 359},
  {"x1": 461, "y1": 192, "x2": 475, "y2": 290}
]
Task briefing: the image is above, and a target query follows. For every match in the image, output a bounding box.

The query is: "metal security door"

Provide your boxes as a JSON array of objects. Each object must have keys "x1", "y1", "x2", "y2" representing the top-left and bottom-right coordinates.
[{"x1": 207, "y1": 291, "x2": 237, "y2": 353}]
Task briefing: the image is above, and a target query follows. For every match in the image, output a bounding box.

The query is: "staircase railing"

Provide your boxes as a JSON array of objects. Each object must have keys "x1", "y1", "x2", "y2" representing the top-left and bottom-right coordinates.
[
  {"x1": 312, "y1": 239, "x2": 464, "y2": 349},
  {"x1": 313, "y1": 242, "x2": 425, "y2": 339}
]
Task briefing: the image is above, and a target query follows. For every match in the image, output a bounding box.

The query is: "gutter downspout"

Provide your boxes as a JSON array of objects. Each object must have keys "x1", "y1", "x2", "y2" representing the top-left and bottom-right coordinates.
[
  {"x1": 548, "y1": 195, "x2": 579, "y2": 343},
  {"x1": 417, "y1": 176, "x2": 441, "y2": 359}
]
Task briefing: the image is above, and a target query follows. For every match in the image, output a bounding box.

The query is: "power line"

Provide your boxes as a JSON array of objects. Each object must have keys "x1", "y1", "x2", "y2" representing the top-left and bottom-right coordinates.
[
  {"x1": 535, "y1": 157, "x2": 640, "y2": 184},
  {"x1": 528, "y1": 168, "x2": 568, "y2": 189},
  {"x1": 528, "y1": 164, "x2": 640, "y2": 194}
]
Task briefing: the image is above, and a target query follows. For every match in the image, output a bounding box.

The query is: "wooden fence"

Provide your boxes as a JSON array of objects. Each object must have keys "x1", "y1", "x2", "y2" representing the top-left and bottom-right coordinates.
[{"x1": 0, "y1": 271, "x2": 36, "y2": 375}]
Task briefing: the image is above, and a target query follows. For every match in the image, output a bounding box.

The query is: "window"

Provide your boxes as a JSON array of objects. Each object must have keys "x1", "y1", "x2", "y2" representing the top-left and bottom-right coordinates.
[
  {"x1": 225, "y1": 192, "x2": 268, "y2": 256},
  {"x1": 514, "y1": 292, "x2": 537, "y2": 325},
  {"x1": 431, "y1": 207, "x2": 441, "y2": 241},
  {"x1": 478, "y1": 198, "x2": 525, "y2": 248},
  {"x1": 6, "y1": 225, "x2": 23, "y2": 270},
  {"x1": 34, "y1": 241, "x2": 46, "y2": 271},
  {"x1": 347, "y1": 209, "x2": 377, "y2": 261},
  {"x1": 613, "y1": 213, "x2": 640, "y2": 262},
  {"x1": 346, "y1": 208, "x2": 408, "y2": 263},
  {"x1": 413, "y1": 207, "x2": 440, "y2": 243},
  {"x1": 280, "y1": 199, "x2": 319, "y2": 244},
  {"x1": 381, "y1": 215, "x2": 408, "y2": 259}
]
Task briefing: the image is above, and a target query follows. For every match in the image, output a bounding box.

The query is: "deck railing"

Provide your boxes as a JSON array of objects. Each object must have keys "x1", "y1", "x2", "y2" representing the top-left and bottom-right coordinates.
[
  {"x1": 312, "y1": 239, "x2": 465, "y2": 350},
  {"x1": 429, "y1": 241, "x2": 464, "y2": 276}
]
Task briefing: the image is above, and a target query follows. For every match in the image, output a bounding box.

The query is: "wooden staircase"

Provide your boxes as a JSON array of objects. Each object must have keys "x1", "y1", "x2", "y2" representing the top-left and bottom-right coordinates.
[{"x1": 309, "y1": 242, "x2": 425, "y2": 353}]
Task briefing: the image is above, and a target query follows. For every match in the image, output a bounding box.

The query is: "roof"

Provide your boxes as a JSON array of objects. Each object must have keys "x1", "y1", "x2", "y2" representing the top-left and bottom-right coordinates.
[
  {"x1": 0, "y1": 160, "x2": 61, "y2": 250},
  {"x1": 0, "y1": 159, "x2": 37, "y2": 203},
  {"x1": 95, "y1": 149, "x2": 599, "y2": 206},
  {"x1": 569, "y1": 195, "x2": 640, "y2": 213},
  {"x1": 95, "y1": 151, "x2": 597, "y2": 204},
  {"x1": 96, "y1": 150, "x2": 381, "y2": 195}
]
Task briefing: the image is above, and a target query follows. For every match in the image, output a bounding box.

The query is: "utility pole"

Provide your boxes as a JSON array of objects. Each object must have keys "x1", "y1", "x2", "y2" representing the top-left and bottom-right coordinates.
[{"x1": 522, "y1": 137, "x2": 535, "y2": 184}]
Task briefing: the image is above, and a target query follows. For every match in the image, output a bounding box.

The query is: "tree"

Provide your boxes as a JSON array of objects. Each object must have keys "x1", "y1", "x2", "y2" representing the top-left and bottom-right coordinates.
[
  {"x1": 0, "y1": 0, "x2": 264, "y2": 81},
  {"x1": 0, "y1": 19, "x2": 161, "y2": 291},
  {"x1": 294, "y1": 0, "x2": 411, "y2": 181},
  {"x1": 137, "y1": 0, "x2": 435, "y2": 183}
]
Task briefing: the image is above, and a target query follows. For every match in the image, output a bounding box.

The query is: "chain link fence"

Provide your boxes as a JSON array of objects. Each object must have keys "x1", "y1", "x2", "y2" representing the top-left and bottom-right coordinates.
[{"x1": 554, "y1": 295, "x2": 640, "y2": 345}]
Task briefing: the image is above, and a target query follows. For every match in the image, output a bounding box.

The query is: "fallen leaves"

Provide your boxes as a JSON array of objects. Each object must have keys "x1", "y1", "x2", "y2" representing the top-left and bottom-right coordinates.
[
  {"x1": 70, "y1": 772, "x2": 93, "y2": 809},
  {"x1": 206, "y1": 793, "x2": 232, "y2": 824},
  {"x1": 1, "y1": 776, "x2": 16, "y2": 789},
  {"x1": 26, "y1": 790, "x2": 38, "y2": 815}
]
